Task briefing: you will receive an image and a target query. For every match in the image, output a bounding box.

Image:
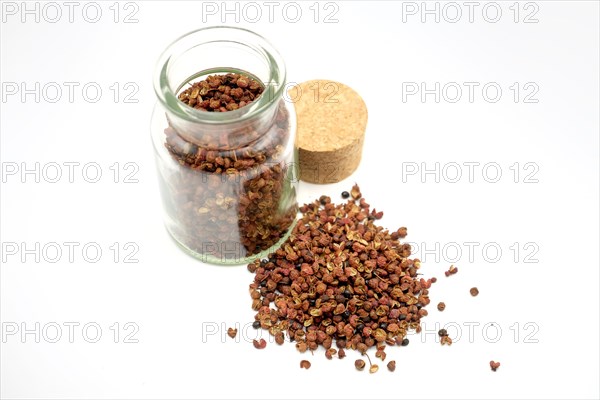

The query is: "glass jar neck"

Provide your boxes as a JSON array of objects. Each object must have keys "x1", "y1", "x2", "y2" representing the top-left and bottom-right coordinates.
[{"x1": 153, "y1": 26, "x2": 287, "y2": 150}]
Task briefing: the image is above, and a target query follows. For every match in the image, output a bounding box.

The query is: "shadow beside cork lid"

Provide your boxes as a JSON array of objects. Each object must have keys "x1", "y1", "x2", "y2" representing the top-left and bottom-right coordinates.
[{"x1": 290, "y1": 80, "x2": 368, "y2": 184}]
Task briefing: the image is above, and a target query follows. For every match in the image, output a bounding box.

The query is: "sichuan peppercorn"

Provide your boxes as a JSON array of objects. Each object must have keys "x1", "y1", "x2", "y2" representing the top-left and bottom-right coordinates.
[
  {"x1": 247, "y1": 185, "x2": 431, "y2": 359},
  {"x1": 490, "y1": 360, "x2": 501, "y2": 371},
  {"x1": 355, "y1": 359, "x2": 366, "y2": 371},
  {"x1": 387, "y1": 360, "x2": 396, "y2": 372},
  {"x1": 227, "y1": 328, "x2": 237, "y2": 339}
]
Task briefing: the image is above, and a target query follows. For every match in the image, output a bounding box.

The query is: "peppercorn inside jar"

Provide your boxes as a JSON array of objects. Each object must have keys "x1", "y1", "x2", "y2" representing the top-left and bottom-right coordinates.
[{"x1": 151, "y1": 27, "x2": 298, "y2": 265}]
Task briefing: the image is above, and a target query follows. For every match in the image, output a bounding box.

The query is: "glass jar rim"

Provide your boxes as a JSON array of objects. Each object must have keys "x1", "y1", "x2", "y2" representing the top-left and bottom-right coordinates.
[{"x1": 153, "y1": 26, "x2": 287, "y2": 125}]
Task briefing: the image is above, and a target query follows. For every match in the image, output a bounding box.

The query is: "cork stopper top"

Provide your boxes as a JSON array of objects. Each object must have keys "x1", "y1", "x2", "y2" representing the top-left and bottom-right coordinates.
[
  {"x1": 291, "y1": 79, "x2": 368, "y2": 184},
  {"x1": 292, "y1": 80, "x2": 367, "y2": 151}
]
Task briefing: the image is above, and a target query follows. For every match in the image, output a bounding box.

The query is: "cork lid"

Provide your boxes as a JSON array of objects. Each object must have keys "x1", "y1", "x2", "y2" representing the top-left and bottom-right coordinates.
[{"x1": 291, "y1": 80, "x2": 368, "y2": 184}]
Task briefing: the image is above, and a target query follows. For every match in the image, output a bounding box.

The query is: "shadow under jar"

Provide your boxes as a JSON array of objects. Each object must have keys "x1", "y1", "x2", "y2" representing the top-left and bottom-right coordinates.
[{"x1": 151, "y1": 27, "x2": 298, "y2": 265}]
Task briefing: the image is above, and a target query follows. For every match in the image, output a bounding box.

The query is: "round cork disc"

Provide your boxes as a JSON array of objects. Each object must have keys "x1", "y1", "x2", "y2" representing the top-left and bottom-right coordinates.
[{"x1": 291, "y1": 80, "x2": 368, "y2": 184}]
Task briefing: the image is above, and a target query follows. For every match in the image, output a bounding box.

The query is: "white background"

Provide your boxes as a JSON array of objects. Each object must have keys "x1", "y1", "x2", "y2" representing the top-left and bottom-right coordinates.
[{"x1": 1, "y1": 1, "x2": 599, "y2": 399}]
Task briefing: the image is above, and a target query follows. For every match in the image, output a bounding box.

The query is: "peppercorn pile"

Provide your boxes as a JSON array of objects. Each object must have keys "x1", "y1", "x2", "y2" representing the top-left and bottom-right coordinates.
[{"x1": 247, "y1": 185, "x2": 434, "y2": 355}]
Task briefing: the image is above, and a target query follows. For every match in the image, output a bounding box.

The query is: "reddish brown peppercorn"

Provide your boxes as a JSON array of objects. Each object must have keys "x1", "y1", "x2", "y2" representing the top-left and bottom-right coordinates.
[
  {"x1": 253, "y1": 339, "x2": 267, "y2": 349},
  {"x1": 375, "y1": 349, "x2": 386, "y2": 361},
  {"x1": 236, "y1": 76, "x2": 249, "y2": 88},
  {"x1": 227, "y1": 327, "x2": 237, "y2": 339},
  {"x1": 387, "y1": 360, "x2": 396, "y2": 372},
  {"x1": 470, "y1": 287, "x2": 479, "y2": 296},
  {"x1": 300, "y1": 360, "x2": 311, "y2": 369},
  {"x1": 355, "y1": 359, "x2": 366, "y2": 371},
  {"x1": 325, "y1": 348, "x2": 337, "y2": 360},
  {"x1": 296, "y1": 342, "x2": 308, "y2": 353},
  {"x1": 275, "y1": 332, "x2": 284, "y2": 345}
]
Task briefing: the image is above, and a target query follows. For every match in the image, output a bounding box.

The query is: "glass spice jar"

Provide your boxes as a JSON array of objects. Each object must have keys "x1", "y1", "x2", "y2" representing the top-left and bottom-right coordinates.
[{"x1": 151, "y1": 27, "x2": 298, "y2": 265}]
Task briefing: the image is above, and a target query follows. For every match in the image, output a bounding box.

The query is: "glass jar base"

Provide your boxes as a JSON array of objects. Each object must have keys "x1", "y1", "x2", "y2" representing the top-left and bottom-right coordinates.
[{"x1": 165, "y1": 225, "x2": 294, "y2": 266}]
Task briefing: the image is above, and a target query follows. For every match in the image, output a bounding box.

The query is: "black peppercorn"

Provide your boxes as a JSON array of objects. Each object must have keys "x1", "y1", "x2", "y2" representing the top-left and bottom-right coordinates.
[
  {"x1": 379, "y1": 322, "x2": 388, "y2": 330},
  {"x1": 341, "y1": 191, "x2": 350, "y2": 199},
  {"x1": 401, "y1": 338, "x2": 409, "y2": 346},
  {"x1": 343, "y1": 310, "x2": 350, "y2": 318},
  {"x1": 399, "y1": 314, "x2": 407, "y2": 321},
  {"x1": 252, "y1": 321, "x2": 261, "y2": 329}
]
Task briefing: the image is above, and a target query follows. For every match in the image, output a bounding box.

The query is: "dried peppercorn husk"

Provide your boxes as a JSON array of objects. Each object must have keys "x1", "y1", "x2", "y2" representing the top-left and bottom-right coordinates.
[
  {"x1": 490, "y1": 360, "x2": 501, "y2": 371},
  {"x1": 387, "y1": 360, "x2": 396, "y2": 372},
  {"x1": 445, "y1": 265, "x2": 458, "y2": 277},
  {"x1": 247, "y1": 185, "x2": 432, "y2": 356},
  {"x1": 354, "y1": 359, "x2": 366, "y2": 371},
  {"x1": 441, "y1": 336, "x2": 453, "y2": 346}
]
